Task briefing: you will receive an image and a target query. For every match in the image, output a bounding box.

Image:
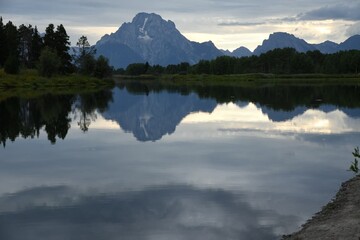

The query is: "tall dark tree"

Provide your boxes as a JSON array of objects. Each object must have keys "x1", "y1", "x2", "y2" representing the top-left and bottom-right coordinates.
[
  {"x1": 18, "y1": 24, "x2": 33, "y2": 67},
  {"x1": 43, "y1": 24, "x2": 56, "y2": 50},
  {"x1": 0, "y1": 17, "x2": 7, "y2": 67},
  {"x1": 4, "y1": 21, "x2": 19, "y2": 74},
  {"x1": 54, "y1": 24, "x2": 72, "y2": 74},
  {"x1": 76, "y1": 35, "x2": 95, "y2": 56},
  {"x1": 29, "y1": 26, "x2": 43, "y2": 68},
  {"x1": 74, "y1": 35, "x2": 96, "y2": 75}
]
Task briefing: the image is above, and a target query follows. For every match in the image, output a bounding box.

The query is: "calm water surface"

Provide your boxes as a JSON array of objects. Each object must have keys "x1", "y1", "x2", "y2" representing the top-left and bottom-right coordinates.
[{"x1": 0, "y1": 84, "x2": 359, "y2": 239}]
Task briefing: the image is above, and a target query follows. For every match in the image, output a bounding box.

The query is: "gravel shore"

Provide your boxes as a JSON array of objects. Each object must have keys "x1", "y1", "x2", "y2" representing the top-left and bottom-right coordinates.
[{"x1": 283, "y1": 175, "x2": 360, "y2": 240}]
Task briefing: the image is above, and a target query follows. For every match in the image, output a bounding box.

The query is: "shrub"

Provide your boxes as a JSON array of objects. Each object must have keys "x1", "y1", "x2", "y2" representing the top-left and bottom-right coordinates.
[
  {"x1": 37, "y1": 47, "x2": 61, "y2": 78},
  {"x1": 4, "y1": 54, "x2": 20, "y2": 74},
  {"x1": 94, "y1": 55, "x2": 112, "y2": 79}
]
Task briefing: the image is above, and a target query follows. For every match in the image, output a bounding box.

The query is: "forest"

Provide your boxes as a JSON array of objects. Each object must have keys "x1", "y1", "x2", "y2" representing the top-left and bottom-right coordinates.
[
  {"x1": 121, "y1": 48, "x2": 360, "y2": 76},
  {"x1": 0, "y1": 17, "x2": 112, "y2": 79}
]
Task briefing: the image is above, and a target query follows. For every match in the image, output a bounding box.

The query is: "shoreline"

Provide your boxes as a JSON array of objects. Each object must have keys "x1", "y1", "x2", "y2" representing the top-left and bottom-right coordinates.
[
  {"x1": 283, "y1": 175, "x2": 360, "y2": 240},
  {"x1": 114, "y1": 73, "x2": 360, "y2": 87}
]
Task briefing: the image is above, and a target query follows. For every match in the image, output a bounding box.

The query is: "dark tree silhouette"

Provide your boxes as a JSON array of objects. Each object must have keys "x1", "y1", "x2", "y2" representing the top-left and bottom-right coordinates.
[
  {"x1": 18, "y1": 24, "x2": 33, "y2": 67},
  {"x1": 3, "y1": 21, "x2": 19, "y2": 74},
  {"x1": 43, "y1": 24, "x2": 56, "y2": 50},
  {"x1": 54, "y1": 24, "x2": 72, "y2": 74},
  {"x1": 29, "y1": 26, "x2": 43, "y2": 68},
  {"x1": 94, "y1": 55, "x2": 112, "y2": 79},
  {"x1": 0, "y1": 17, "x2": 6, "y2": 67},
  {"x1": 37, "y1": 47, "x2": 61, "y2": 77}
]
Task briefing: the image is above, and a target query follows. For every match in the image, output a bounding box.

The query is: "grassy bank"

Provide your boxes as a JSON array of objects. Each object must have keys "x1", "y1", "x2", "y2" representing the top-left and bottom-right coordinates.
[
  {"x1": 115, "y1": 73, "x2": 360, "y2": 87},
  {"x1": 0, "y1": 69, "x2": 115, "y2": 100}
]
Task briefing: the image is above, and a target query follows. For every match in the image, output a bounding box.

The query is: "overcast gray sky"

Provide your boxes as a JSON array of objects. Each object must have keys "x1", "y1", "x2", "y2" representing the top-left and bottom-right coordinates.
[{"x1": 1, "y1": 0, "x2": 359, "y2": 50}]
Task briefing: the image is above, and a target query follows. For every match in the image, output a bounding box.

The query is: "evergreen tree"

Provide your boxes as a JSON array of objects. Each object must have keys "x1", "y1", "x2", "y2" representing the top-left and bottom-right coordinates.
[
  {"x1": 29, "y1": 26, "x2": 43, "y2": 68},
  {"x1": 0, "y1": 17, "x2": 7, "y2": 67},
  {"x1": 74, "y1": 35, "x2": 96, "y2": 74},
  {"x1": 18, "y1": 24, "x2": 33, "y2": 67},
  {"x1": 4, "y1": 21, "x2": 19, "y2": 74},
  {"x1": 43, "y1": 24, "x2": 56, "y2": 49},
  {"x1": 76, "y1": 35, "x2": 95, "y2": 56},
  {"x1": 54, "y1": 24, "x2": 72, "y2": 74}
]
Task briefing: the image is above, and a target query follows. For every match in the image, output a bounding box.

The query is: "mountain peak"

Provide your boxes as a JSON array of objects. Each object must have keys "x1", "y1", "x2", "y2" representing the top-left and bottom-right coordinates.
[
  {"x1": 270, "y1": 32, "x2": 295, "y2": 38},
  {"x1": 131, "y1": 12, "x2": 176, "y2": 29},
  {"x1": 253, "y1": 32, "x2": 316, "y2": 55},
  {"x1": 96, "y1": 12, "x2": 222, "y2": 68}
]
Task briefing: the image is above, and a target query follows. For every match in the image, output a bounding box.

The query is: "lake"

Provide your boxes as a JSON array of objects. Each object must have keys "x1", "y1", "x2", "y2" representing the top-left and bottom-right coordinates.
[{"x1": 0, "y1": 83, "x2": 359, "y2": 239}]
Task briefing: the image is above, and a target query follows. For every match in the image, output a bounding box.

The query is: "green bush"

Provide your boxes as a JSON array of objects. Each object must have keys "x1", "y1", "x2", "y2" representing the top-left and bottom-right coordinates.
[
  {"x1": 4, "y1": 54, "x2": 20, "y2": 74},
  {"x1": 349, "y1": 147, "x2": 360, "y2": 174},
  {"x1": 94, "y1": 55, "x2": 112, "y2": 79},
  {"x1": 78, "y1": 54, "x2": 96, "y2": 76},
  {"x1": 37, "y1": 47, "x2": 61, "y2": 78}
]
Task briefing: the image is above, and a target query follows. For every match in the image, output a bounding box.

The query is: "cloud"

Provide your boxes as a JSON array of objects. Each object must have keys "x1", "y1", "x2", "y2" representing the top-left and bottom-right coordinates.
[
  {"x1": 297, "y1": 3, "x2": 360, "y2": 21},
  {"x1": 0, "y1": 185, "x2": 300, "y2": 240},
  {"x1": 218, "y1": 21, "x2": 266, "y2": 27},
  {"x1": 346, "y1": 22, "x2": 360, "y2": 36}
]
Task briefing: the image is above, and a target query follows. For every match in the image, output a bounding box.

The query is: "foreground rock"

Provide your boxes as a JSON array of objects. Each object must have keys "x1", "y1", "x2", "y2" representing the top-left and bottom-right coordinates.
[{"x1": 283, "y1": 175, "x2": 360, "y2": 240}]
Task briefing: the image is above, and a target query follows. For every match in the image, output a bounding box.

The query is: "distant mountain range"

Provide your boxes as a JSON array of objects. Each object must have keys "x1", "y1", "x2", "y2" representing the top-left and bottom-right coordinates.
[
  {"x1": 253, "y1": 32, "x2": 360, "y2": 55},
  {"x1": 95, "y1": 12, "x2": 360, "y2": 68}
]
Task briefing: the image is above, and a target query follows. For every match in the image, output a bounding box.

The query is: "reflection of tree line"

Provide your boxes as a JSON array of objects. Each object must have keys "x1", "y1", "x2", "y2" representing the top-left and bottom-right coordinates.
[
  {"x1": 120, "y1": 82, "x2": 360, "y2": 111},
  {"x1": 0, "y1": 90, "x2": 112, "y2": 147},
  {"x1": 2, "y1": 84, "x2": 360, "y2": 146}
]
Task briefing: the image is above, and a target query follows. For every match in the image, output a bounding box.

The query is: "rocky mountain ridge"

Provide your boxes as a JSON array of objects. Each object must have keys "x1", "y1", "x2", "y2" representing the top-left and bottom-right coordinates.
[{"x1": 94, "y1": 12, "x2": 360, "y2": 68}]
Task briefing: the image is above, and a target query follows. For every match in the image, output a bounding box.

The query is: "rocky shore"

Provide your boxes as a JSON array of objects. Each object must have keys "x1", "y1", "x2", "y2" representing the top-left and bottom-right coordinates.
[{"x1": 283, "y1": 175, "x2": 360, "y2": 240}]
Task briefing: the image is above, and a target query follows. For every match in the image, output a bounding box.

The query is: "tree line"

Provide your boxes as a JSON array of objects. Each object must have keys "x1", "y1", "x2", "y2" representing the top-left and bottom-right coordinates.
[
  {"x1": 0, "y1": 17, "x2": 112, "y2": 78},
  {"x1": 119, "y1": 48, "x2": 360, "y2": 75}
]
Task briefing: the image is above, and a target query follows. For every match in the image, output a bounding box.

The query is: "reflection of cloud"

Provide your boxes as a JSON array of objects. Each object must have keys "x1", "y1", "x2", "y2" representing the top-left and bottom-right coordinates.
[
  {"x1": 71, "y1": 110, "x2": 120, "y2": 130},
  {"x1": 0, "y1": 185, "x2": 300, "y2": 240},
  {"x1": 183, "y1": 103, "x2": 360, "y2": 135}
]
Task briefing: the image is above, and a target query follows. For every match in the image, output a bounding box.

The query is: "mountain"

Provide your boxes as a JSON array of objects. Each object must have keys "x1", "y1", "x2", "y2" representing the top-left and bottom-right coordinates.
[
  {"x1": 101, "y1": 87, "x2": 217, "y2": 142},
  {"x1": 253, "y1": 32, "x2": 316, "y2": 55},
  {"x1": 312, "y1": 41, "x2": 339, "y2": 54},
  {"x1": 339, "y1": 35, "x2": 360, "y2": 51},
  {"x1": 231, "y1": 47, "x2": 252, "y2": 57},
  {"x1": 96, "y1": 12, "x2": 223, "y2": 68},
  {"x1": 221, "y1": 47, "x2": 252, "y2": 57},
  {"x1": 251, "y1": 32, "x2": 360, "y2": 56}
]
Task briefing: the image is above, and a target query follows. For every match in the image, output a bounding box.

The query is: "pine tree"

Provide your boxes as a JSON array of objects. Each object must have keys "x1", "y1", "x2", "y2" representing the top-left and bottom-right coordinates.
[
  {"x1": 43, "y1": 24, "x2": 56, "y2": 50},
  {"x1": 29, "y1": 26, "x2": 43, "y2": 68},
  {"x1": 4, "y1": 21, "x2": 19, "y2": 74},
  {"x1": 74, "y1": 35, "x2": 96, "y2": 74},
  {"x1": 18, "y1": 24, "x2": 33, "y2": 67},
  {"x1": 54, "y1": 24, "x2": 72, "y2": 74},
  {"x1": 0, "y1": 17, "x2": 7, "y2": 67}
]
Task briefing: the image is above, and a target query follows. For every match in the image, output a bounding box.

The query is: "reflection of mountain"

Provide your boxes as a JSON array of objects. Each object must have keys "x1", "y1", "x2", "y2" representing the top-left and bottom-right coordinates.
[
  {"x1": 256, "y1": 104, "x2": 360, "y2": 122},
  {"x1": 102, "y1": 88, "x2": 217, "y2": 141},
  {"x1": 0, "y1": 185, "x2": 298, "y2": 239}
]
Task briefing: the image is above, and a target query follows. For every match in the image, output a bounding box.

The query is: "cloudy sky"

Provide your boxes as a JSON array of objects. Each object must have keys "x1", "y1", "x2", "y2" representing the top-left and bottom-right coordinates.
[{"x1": 1, "y1": 0, "x2": 359, "y2": 50}]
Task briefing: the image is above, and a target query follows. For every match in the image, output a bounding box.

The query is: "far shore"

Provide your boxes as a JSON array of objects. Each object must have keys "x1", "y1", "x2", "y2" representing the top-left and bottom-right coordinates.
[
  {"x1": 0, "y1": 69, "x2": 114, "y2": 100},
  {"x1": 114, "y1": 73, "x2": 360, "y2": 87}
]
